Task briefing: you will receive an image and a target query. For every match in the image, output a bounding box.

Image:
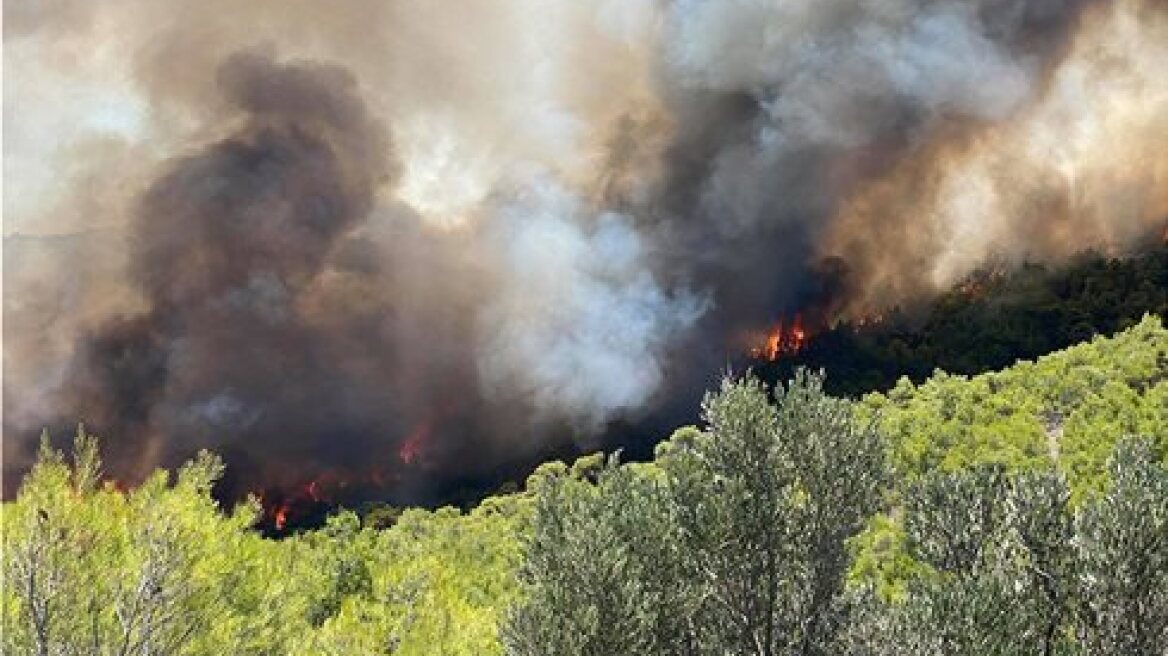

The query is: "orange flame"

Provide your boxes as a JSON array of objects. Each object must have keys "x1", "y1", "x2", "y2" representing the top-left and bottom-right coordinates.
[
  {"x1": 259, "y1": 479, "x2": 330, "y2": 533},
  {"x1": 749, "y1": 314, "x2": 810, "y2": 361},
  {"x1": 243, "y1": 417, "x2": 444, "y2": 532},
  {"x1": 273, "y1": 504, "x2": 289, "y2": 531}
]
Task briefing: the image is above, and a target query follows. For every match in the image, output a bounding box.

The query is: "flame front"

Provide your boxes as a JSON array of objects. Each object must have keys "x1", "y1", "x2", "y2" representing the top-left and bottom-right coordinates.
[
  {"x1": 257, "y1": 477, "x2": 335, "y2": 533},
  {"x1": 749, "y1": 315, "x2": 809, "y2": 362}
]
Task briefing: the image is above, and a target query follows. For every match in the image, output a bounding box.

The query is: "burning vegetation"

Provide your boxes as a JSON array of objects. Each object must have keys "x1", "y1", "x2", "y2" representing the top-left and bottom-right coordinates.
[
  {"x1": 5, "y1": 0, "x2": 1168, "y2": 510},
  {"x1": 748, "y1": 315, "x2": 810, "y2": 362},
  {"x1": 756, "y1": 244, "x2": 1168, "y2": 398}
]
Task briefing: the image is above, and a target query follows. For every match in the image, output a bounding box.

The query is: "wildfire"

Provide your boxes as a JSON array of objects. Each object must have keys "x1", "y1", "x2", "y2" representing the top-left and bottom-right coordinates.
[
  {"x1": 274, "y1": 504, "x2": 289, "y2": 531},
  {"x1": 256, "y1": 418, "x2": 434, "y2": 533},
  {"x1": 93, "y1": 451, "x2": 418, "y2": 535},
  {"x1": 98, "y1": 416, "x2": 445, "y2": 535},
  {"x1": 398, "y1": 420, "x2": 431, "y2": 465},
  {"x1": 749, "y1": 314, "x2": 809, "y2": 361},
  {"x1": 259, "y1": 477, "x2": 332, "y2": 534},
  {"x1": 260, "y1": 480, "x2": 324, "y2": 532},
  {"x1": 955, "y1": 267, "x2": 1007, "y2": 300}
]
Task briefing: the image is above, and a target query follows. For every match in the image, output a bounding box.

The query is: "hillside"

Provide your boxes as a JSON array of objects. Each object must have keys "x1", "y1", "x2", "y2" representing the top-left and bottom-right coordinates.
[
  {"x1": 4, "y1": 317, "x2": 1166, "y2": 655},
  {"x1": 862, "y1": 313, "x2": 1167, "y2": 494},
  {"x1": 850, "y1": 315, "x2": 1167, "y2": 602},
  {"x1": 762, "y1": 245, "x2": 1168, "y2": 397}
]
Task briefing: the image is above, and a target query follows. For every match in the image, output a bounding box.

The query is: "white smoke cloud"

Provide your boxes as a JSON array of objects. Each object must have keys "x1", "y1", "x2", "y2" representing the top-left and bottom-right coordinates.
[
  {"x1": 385, "y1": 0, "x2": 664, "y2": 230},
  {"x1": 476, "y1": 176, "x2": 705, "y2": 429},
  {"x1": 818, "y1": 0, "x2": 1168, "y2": 313},
  {"x1": 871, "y1": 5, "x2": 1034, "y2": 121}
]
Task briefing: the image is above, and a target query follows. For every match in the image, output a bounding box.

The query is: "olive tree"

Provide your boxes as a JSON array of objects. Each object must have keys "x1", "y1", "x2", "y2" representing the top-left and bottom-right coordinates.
[
  {"x1": 505, "y1": 371, "x2": 888, "y2": 656},
  {"x1": 1073, "y1": 439, "x2": 1168, "y2": 656}
]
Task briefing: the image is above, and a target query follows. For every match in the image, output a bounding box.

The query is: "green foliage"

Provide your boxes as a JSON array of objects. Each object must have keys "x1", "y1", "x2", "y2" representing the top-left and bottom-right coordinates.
[
  {"x1": 505, "y1": 371, "x2": 888, "y2": 655},
  {"x1": 859, "y1": 314, "x2": 1167, "y2": 495},
  {"x1": 297, "y1": 498, "x2": 526, "y2": 655},
  {"x1": 850, "y1": 315, "x2": 1166, "y2": 606},
  {"x1": 902, "y1": 465, "x2": 1009, "y2": 577},
  {"x1": 1074, "y1": 440, "x2": 1168, "y2": 656},
  {"x1": 3, "y1": 320, "x2": 1164, "y2": 654},
  {"x1": 884, "y1": 466, "x2": 1066, "y2": 655},
  {"x1": 846, "y1": 440, "x2": 1167, "y2": 656},
  {"x1": 503, "y1": 456, "x2": 682, "y2": 656},
  {"x1": 2, "y1": 430, "x2": 275, "y2": 656},
  {"x1": 2, "y1": 429, "x2": 528, "y2": 656}
]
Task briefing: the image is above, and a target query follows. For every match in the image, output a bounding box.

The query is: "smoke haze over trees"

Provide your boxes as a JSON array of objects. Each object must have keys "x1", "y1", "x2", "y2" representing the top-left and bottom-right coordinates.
[
  {"x1": 5, "y1": 1, "x2": 1166, "y2": 652},
  {"x1": 5, "y1": 0, "x2": 1168, "y2": 497},
  {"x1": 764, "y1": 244, "x2": 1168, "y2": 397},
  {"x1": 4, "y1": 320, "x2": 1165, "y2": 654}
]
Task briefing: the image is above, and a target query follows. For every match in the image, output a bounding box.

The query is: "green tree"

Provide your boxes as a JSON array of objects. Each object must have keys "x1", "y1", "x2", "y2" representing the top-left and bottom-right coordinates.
[
  {"x1": 660, "y1": 372, "x2": 887, "y2": 655},
  {"x1": 505, "y1": 371, "x2": 887, "y2": 656},
  {"x1": 850, "y1": 440, "x2": 1167, "y2": 656},
  {"x1": 502, "y1": 456, "x2": 685, "y2": 656},
  {"x1": 2, "y1": 429, "x2": 292, "y2": 656},
  {"x1": 1073, "y1": 439, "x2": 1168, "y2": 656},
  {"x1": 1006, "y1": 471, "x2": 1077, "y2": 656},
  {"x1": 865, "y1": 466, "x2": 1073, "y2": 656}
]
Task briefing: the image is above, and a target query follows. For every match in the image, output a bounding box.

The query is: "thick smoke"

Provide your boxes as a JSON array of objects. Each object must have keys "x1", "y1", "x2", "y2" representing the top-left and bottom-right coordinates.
[
  {"x1": 5, "y1": 0, "x2": 1166, "y2": 498},
  {"x1": 56, "y1": 52, "x2": 402, "y2": 483},
  {"x1": 821, "y1": 0, "x2": 1168, "y2": 312},
  {"x1": 477, "y1": 178, "x2": 704, "y2": 428}
]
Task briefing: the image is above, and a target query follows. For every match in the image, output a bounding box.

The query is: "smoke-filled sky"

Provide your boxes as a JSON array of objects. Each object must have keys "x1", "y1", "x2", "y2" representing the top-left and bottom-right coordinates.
[{"x1": 4, "y1": 0, "x2": 1166, "y2": 498}]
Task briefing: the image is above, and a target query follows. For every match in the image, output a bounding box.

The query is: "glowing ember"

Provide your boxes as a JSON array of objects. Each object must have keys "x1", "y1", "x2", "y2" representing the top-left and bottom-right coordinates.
[
  {"x1": 273, "y1": 504, "x2": 289, "y2": 531},
  {"x1": 398, "y1": 421, "x2": 431, "y2": 465},
  {"x1": 791, "y1": 318, "x2": 807, "y2": 352}
]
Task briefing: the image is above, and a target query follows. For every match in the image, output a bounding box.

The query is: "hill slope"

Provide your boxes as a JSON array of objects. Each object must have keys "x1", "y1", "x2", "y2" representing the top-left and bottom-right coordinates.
[
  {"x1": 3, "y1": 316, "x2": 1165, "y2": 654},
  {"x1": 861, "y1": 313, "x2": 1167, "y2": 495},
  {"x1": 764, "y1": 245, "x2": 1168, "y2": 396}
]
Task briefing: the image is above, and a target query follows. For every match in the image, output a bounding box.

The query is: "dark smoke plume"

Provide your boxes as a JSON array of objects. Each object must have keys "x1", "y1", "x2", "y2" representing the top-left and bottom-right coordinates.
[
  {"x1": 55, "y1": 52, "x2": 412, "y2": 488},
  {"x1": 4, "y1": 0, "x2": 1166, "y2": 501}
]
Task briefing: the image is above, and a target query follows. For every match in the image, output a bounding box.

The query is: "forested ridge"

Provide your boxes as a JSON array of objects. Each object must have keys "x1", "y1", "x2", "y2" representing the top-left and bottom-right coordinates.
[
  {"x1": 766, "y1": 244, "x2": 1168, "y2": 397},
  {"x1": 4, "y1": 316, "x2": 1166, "y2": 655}
]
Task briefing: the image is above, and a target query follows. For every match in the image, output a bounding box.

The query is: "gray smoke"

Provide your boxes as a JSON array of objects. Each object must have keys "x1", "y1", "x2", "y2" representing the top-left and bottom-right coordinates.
[
  {"x1": 477, "y1": 176, "x2": 704, "y2": 428},
  {"x1": 4, "y1": 0, "x2": 1165, "y2": 496}
]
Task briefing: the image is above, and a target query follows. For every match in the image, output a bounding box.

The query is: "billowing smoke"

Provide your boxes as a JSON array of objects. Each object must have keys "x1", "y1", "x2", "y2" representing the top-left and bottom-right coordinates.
[
  {"x1": 477, "y1": 178, "x2": 704, "y2": 428},
  {"x1": 54, "y1": 51, "x2": 403, "y2": 483},
  {"x1": 5, "y1": 0, "x2": 1166, "y2": 499},
  {"x1": 821, "y1": 0, "x2": 1168, "y2": 312}
]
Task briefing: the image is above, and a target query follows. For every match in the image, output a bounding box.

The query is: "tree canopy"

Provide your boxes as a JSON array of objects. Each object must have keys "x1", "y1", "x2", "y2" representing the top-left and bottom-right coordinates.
[{"x1": 4, "y1": 317, "x2": 1165, "y2": 654}]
